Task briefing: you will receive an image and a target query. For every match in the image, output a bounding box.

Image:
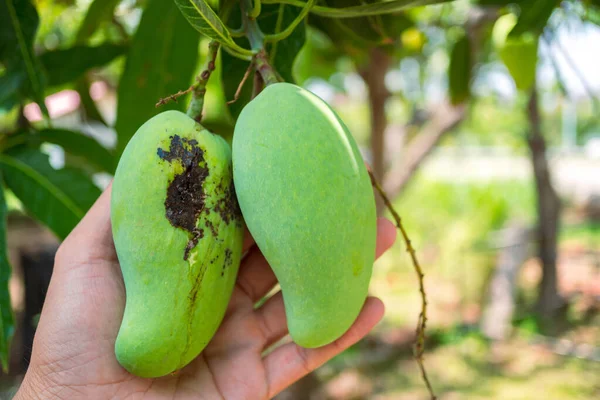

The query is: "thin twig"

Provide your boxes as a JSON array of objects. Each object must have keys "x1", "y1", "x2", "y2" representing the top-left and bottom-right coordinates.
[
  {"x1": 155, "y1": 86, "x2": 194, "y2": 107},
  {"x1": 227, "y1": 62, "x2": 254, "y2": 104},
  {"x1": 369, "y1": 170, "x2": 436, "y2": 400}
]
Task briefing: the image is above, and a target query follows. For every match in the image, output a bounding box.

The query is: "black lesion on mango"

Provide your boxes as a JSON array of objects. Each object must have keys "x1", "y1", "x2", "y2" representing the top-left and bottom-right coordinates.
[
  {"x1": 158, "y1": 135, "x2": 208, "y2": 261},
  {"x1": 214, "y1": 178, "x2": 242, "y2": 227}
]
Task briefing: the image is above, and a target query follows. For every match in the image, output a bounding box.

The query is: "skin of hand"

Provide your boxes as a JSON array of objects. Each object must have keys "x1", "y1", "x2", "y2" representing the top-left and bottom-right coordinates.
[{"x1": 14, "y1": 184, "x2": 397, "y2": 400}]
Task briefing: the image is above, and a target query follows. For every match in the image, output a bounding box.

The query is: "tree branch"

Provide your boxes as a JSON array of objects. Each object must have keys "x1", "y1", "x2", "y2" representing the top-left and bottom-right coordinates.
[{"x1": 383, "y1": 102, "x2": 465, "y2": 198}]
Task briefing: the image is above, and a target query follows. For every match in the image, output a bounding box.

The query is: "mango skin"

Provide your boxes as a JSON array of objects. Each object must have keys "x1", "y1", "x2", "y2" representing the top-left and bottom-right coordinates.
[
  {"x1": 232, "y1": 83, "x2": 376, "y2": 348},
  {"x1": 111, "y1": 110, "x2": 243, "y2": 378}
]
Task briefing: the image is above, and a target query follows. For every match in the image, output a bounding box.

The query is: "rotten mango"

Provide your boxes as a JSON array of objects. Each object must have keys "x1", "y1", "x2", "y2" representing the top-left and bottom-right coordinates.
[{"x1": 111, "y1": 110, "x2": 243, "y2": 378}]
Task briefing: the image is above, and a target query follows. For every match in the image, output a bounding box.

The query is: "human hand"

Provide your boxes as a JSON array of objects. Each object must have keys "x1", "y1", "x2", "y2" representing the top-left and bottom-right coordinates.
[{"x1": 15, "y1": 184, "x2": 397, "y2": 400}]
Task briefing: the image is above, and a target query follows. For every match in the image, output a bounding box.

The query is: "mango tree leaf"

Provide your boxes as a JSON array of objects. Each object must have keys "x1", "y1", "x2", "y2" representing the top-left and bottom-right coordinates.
[
  {"x1": 36, "y1": 129, "x2": 116, "y2": 174},
  {"x1": 448, "y1": 32, "x2": 471, "y2": 105},
  {"x1": 509, "y1": 0, "x2": 559, "y2": 37},
  {"x1": 263, "y1": 3, "x2": 307, "y2": 83},
  {"x1": 0, "y1": 186, "x2": 15, "y2": 373},
  {"x1": 309, "y1": 0, "x2": 414, "y2": 61},
  {"x1": 0, "y1": 69, "x2": 24, "y2": 110},
  {"x1": 75, "y1": 0, "x2": 123, "y2": 43},
  {"x1": 263, "y1": 0, "x2": 454, "y2": 18},
  {"x1": 0, "y1": 0, "x2": 48, "y2": 119},
  {"x1": 75, "y1": 0, "x2": 123, "y2": 126},
  {"x1": 39, "y1": 44, "x2": 127, "y2": 87},
  {"x1": 0, "y1": 148, "x2": 101, "y2": 239},
  {"x1": 115, "y1": 0, "x2": 201, "y2": 155},
  {"x1": 174, "y1": 0, "x2": 252, "y2": 57},
  {"x1": 293, "y1": 27, "x2": 341, "y2": 84}
]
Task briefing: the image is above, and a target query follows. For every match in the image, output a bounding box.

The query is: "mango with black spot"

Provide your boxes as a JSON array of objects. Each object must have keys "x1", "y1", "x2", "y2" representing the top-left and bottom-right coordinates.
[{"x1": 111, "y1": 110, "x2": 243, "y2": 378}]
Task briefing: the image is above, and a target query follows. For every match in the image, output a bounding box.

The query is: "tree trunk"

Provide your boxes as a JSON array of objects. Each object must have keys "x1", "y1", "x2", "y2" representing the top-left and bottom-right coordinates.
[
  {"x1": 526, "y1": 88, "x2": 563, "y2": 322},
  {"x1": 481, "y1": 223, "x2": 531, "y2": 340},
  {"x1": 361, "y1": 48, "x2": 391, "y2": 213}
]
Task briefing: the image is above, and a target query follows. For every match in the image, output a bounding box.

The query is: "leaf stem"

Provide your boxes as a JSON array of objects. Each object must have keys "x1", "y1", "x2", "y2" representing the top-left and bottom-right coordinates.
[
  {"x1": 368, "y1": 170, "x2": 436, "y2": 400},
  {"x1": 249, "y1": 0, "x2": 262, "y2": 18},
  {"x1": 186, "y1": 41, "x2": 220, "y2": 122},
  {"x1": 263, "y1": 0, "x2": 314, "y2": 43}
]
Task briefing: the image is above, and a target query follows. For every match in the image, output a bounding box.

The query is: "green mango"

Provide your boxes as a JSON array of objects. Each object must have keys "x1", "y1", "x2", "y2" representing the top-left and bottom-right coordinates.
[
  {"x1": 111, "y1": 110, "x2": 243, "y2": 378},
  {"x1": 232, "y1": 83, "x2": 376, "y2": 348}
]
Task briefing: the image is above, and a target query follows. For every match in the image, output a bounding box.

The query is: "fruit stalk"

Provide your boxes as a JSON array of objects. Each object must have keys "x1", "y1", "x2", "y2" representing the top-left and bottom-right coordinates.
[{"x1": 186, "y1": 41, "x2": 220, "y2": 122}]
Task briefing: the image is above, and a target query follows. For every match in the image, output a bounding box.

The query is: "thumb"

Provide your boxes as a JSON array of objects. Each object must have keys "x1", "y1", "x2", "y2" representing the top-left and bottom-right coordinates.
[{"x1": 35, "y1": 183, "x2": 125, "y2": 352}]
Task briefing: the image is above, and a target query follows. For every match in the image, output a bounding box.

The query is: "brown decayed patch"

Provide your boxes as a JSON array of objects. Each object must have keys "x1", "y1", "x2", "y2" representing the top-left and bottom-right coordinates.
[
  {"x1": 213, "y1": 178, "x2": 242, "y2": 227},
  {"x1": 158, "y1": 135, "x2": 208, "y2": 260}
]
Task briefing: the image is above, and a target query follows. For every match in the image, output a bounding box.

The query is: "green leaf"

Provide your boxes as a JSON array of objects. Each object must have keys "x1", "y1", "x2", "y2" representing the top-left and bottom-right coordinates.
[
  {"x1": 75, "y1": 0, "x2": 122, "y2": 43},
  {"x1": 0, "y1": 185, "x2": 15, "y2": 373},
  {"x1": 39, "y1": 44, "x2": 127, "y2": 87},
  {"x1": 0, "y1": 68, "x2": 25, "y2": 107},
  {"x1": 0, "y1": 0, "x2": 48, "y2": 119},
  {"x1": 75, "y1": 78, "x2": 108, "y2": 125},
  {"x1": 0, "y1": 0, "x2": 38, "y2": 64},
  {"x1": 0, "y1": 148, "x2": 101, "y2": 239},
  {"x1": 309, "y1": 1, "x2": 414, "y2": 60},
  {"x1": 36, "y1": 129, "x2": 116, "y2": 174},
  {"x1": 293, "y1": 28, "x2": 340, "y2": 84},
  {"x1": 265, "y1": 4, "x2": 307, "y2": 83},
  {"x1": 448, "y1": 32, "x2": 471, "y2": 105},
  {"x1": 509, "y1": 0, "x2": 559, "y2": 37},
  {"x1": 262, "y1": 0, "x2": 453, "y2": 18},
  {"x1": 115, "y1": 0, "x2": 201, "y2": 155},
  {"x1": 174, "y1": 0, "x2": 252, "y2": 56}
]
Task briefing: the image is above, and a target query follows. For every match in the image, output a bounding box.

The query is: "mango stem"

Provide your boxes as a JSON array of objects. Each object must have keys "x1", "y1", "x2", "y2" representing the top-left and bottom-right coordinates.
[{"x1": 186, "y1": 41, "x2": 220, "y2": 123}]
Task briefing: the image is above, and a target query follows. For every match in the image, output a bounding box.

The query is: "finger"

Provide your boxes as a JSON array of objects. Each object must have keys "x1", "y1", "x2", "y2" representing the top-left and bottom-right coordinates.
[
  {"x1": 264, "y1": 297, "x2": 385, "y2": 398},
  {"x1": 55, "y1": 182, "x2": 117, "y2": 268},
  {"x1": 242, "y1": 227, "x2": 255, "y2": 253},
  {"x1": 235, "y1": 246, "x2": 278, "y2": 303},
  {"x1": 376, "y1": 217, "x2": 397, "y2": 256},
  {"x1": 255, "y1": 291, "x2": 286, "y2": 348},
  {"x1": 237, "y1": 217, "x2": 397, "y2": 307}
]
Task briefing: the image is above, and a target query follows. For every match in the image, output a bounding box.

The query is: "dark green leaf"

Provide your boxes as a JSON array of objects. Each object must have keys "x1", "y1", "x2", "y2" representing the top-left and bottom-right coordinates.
[
  {"x1": 75, "y1": 78, "x2": 108, "y2": 125},
  {"x1": 0, "y1": 68, "x2": 24, "y2": 107},
  {"x1": 263, "y1": 0, "x2": 453, "y2": 18},
  {"x1": 39, "y1": 44, "x2": 127, "y2": 87},
  {"x1": 114, "y1": 0, "x2": 201, "y2": 155},
  {"x1": 309, "y1": 0, "x2": 414, "y2": 60},
  {"x1": 448, "y1": 32, "x2": 471, "y2": 105},
  {"x1": 0, "y1": 185, "x2": 15, "y2": 373},
  {"x1": 0, "y1": 148, "x2": 101, "y2": 239},
  {"x1": 264, "y1": 4, "x2": 307, "y2": 83},
  {"x1": 510, "y1": 0, "x2": 559, "y2": 37},
  {"x1": 0, "y1": 0, "x2": 38, "y2": 65},
  {"x1": 0, "y1": 0, "x2": 48, "y2": 119},
  {"x1": 36, "y1": 129, "x2": 116, "y2": 174},
  {"x1": 75, "y1": 0, "x2": 122, "y2": 43},
  {"x1": 174, "y1": 0, "x2": 251, "y2": 57}
]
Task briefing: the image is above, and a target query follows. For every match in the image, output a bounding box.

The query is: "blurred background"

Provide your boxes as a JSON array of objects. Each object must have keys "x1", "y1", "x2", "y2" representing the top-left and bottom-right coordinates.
[{"x1": 1, "y1": 0, "x2": 599, "y2": 399}]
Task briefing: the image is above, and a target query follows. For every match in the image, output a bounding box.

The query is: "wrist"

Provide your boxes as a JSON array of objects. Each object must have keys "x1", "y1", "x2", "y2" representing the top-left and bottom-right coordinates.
[{"x1": 14, "y1": 369, "x2": 49, "y2": 400}]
